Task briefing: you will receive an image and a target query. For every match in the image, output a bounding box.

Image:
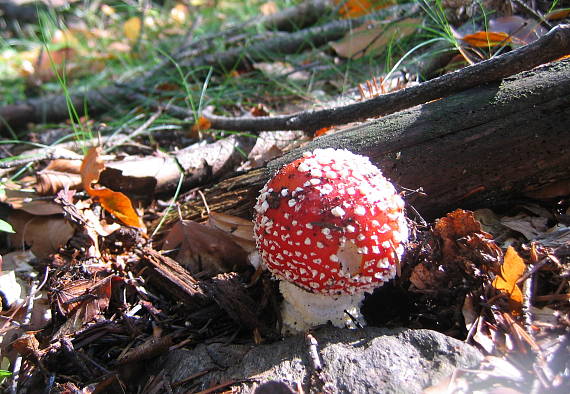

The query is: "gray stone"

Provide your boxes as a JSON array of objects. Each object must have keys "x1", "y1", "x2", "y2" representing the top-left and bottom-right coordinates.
[{"x1": 154, "y1": 327, "x2": 483, "y2": 393}]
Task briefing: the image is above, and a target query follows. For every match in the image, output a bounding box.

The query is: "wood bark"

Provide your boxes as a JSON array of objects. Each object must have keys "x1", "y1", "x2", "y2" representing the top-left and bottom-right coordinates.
[{"x1": 166, "y1": 59, "x2": 570, "y2": 227}]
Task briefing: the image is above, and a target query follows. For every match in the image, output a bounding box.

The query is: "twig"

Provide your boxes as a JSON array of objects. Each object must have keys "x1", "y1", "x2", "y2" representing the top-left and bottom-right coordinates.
[
  {"x1": 204, "y1": 24, "x2": 570, "y2": 132},
  {"x1": 107, "y1": 108, "x2": 163, "y2": 149},
  {"x1": 305, "y1": 333, "x2": 322, "y2": 371},
  {"x1": 8, "y1": 280, "x2": 39, "y2": 394},
  {"x1": 0, "y1": 147, "x2": 82, "y2": 169}
]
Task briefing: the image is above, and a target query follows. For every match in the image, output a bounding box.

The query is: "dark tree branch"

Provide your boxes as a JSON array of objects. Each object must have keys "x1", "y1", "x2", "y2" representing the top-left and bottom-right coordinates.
[
  {"x1": 155, "y1": 58, "x2": 570, "y2": 232},
  {"x1": 203, "y1": 24, "x2": 570, "y2": 132}
]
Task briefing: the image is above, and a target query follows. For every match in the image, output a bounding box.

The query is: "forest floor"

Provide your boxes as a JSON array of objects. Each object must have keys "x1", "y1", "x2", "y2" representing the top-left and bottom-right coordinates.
[{"x1": 0, "y1": 0, "x2": 569, "y2": 392}]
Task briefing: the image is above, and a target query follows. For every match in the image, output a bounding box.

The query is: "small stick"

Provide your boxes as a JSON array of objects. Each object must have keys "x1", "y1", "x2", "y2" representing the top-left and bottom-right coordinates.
[{"x1": 305, "y1": 333, "x2": 322, "y2": 371}]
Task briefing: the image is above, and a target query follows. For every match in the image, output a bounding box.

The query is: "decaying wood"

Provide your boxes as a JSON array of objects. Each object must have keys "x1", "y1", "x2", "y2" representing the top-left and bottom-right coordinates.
[
  {"x1": 165, "y1": 59, "x2": 570, "y2": 228},
  {"x1": 99, "y1": 134, "x2": 255, "y2": 196},
  {"x1": 135, "y1": 248, "x2": 209, "y2": 308},
  {"x1": 204, "y1": 24, "x2": 570, "y2": 132}
]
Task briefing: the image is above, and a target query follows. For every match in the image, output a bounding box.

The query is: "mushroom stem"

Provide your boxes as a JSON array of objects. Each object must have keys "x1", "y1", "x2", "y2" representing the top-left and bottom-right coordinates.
[{"x1": 279, "y1": 281, "x2": 366, "y2": 333}]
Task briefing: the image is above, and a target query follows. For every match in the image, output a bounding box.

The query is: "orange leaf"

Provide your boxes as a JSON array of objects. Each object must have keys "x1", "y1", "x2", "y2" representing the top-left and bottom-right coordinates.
[
  {"x1": 461, "y1": 31, "x2": 512, "y2": 47},
  {"x1": 191, "y1": 116, "x2": 212, "y2": 133},
  {"x1": 492, "y1": 246, "x2": 526, "y2": 313},
  {"x1": 80, "y1": 147, "x2": 143, "y2": 228},
  {"x1": 89, "y1": 188, "x2": 143, "y2": 228},
  {"x1": 314, "y1": 127, "x2": 331, "y2": 137},
  {"x1": 80, "y1": 147, "x2": 105, "y2": 193},
  {"x1": 335, "y1": 0, "x2": 395, "y2": 18},
  {"x1": 545, "y1": 8, "x2": 570, "y2": 21}
]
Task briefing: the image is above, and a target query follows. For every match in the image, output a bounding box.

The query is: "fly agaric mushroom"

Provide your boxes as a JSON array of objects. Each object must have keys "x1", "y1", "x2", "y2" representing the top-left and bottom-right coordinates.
[{"x1": 253, "y1": 148, "x2": 408, "y2": 332}]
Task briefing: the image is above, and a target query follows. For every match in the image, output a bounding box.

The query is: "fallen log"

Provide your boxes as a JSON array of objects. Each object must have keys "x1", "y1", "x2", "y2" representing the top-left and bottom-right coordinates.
[{"x1": 166, "y1": 58, "x2": 570, "y2": 227}]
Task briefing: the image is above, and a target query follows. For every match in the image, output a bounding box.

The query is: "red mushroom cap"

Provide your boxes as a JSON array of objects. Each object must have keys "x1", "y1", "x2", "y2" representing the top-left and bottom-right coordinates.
[{"x1": 253, "y1": 148, "x2": 407, "y2": 296}]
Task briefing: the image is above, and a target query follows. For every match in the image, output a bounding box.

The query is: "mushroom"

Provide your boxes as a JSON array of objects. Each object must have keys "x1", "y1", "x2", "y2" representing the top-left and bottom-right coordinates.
[{"x1": 253, "y1": 148, "x2": 408, "y2": 332}]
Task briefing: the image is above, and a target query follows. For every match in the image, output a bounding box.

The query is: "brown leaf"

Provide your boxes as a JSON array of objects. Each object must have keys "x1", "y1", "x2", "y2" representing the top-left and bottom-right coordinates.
[
  {"x1": 162, "y1": 220, "x2": 249, "y2": 277},
  {"x1": 80, "y1": 147, "x2": 143, "y2": 228},
  {"x1": 488, "y1": 16, "x2": 547, "y2": 45},
  {"x1": 36, "y1": 170, "x2": 82, "y2": 195},
  {"x1": 434, "y1": 209, "x2": 503, "y2": 277},
  {"x1": 11, "y1": 331, "x2": 41, "y2": 357},
  {"x1": 33, "y1": 47, "x2": 77, "y2": 82},
  {"x1": 207, "y1": 212, "x2": 256, "y2": 253},
  {"x1": 409, "y1": 262, "x2": 445, "y2": 290},
  {"x1": 45, "y1": 159, "x2": 82, "y2": 173},
  {"x1": 546, "y1": 8, "x2": 570, "y2": 21},
  {"x1": 492, "y1": 247, "x2": 526, "y2": 313},
  {"x1": 8, "y1": 210, "x2": 75, "y2": 259},
  {"x1": 331, "y1": 18, "x2": 420, "y2": 59},
  {"x1": 3, "y1": 189, "x2": 63, "y2": 215},
  {"x1": 52, "y1": 276, "x2": 116, "y2": 337},
  {"x1": 435, "y1": 209, "x2": 489, "y2": 259},
  {"x1": 80, "y1": 147, "x2": 106, "y2": 193}
]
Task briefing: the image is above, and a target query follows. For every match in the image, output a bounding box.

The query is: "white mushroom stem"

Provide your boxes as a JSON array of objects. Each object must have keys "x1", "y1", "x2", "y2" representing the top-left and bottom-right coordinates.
[{"x1": 279, "y1": 281, "x2": 366, "y2": 333}]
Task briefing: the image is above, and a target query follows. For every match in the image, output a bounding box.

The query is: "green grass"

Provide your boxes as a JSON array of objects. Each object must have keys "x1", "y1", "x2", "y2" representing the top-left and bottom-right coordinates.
[{"x1": 0, "y1": 0, "x2": 472, "y2": 154}]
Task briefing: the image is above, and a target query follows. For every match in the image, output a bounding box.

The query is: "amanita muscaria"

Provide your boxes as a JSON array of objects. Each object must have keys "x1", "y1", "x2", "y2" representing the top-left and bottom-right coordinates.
[{"x1": 253, "y1": 148, "x2": 408, "y2": 332}]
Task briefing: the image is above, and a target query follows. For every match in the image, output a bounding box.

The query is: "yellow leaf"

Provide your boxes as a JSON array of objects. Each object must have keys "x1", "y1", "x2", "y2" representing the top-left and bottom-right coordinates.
[
  {"x1": 124, "y1": 17, "x2": 141, "y2": 43},
  {"x1": 52, "y1": 29, "x2": 81, "y2": 48},
  {"x1": 492, "y1": 246, "x2": 526, "y2": 312},
  {"x1": 101, "y1": 4, "x2": 116, "y2": 16},
  {"x1": 80, "y1": 147, "x2": 143, "y2": 228},
  {"x1": 260, "y1": 1, "x2": 278, "y2": 16},
  {"x1": 461, "y1": 31, "x2": 512, "y2": 47},
  {"x1": 170, "y1": 4, "x2": 189, "y2": 25}
]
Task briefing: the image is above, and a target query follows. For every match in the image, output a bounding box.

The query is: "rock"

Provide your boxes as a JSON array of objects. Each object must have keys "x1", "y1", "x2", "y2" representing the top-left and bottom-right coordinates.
[{"x1": 150, "y1": 327, "x2": 483, "y2": 393}]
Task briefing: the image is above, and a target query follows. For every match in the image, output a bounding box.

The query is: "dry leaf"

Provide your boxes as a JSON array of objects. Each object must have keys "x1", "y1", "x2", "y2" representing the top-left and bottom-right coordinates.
[
  {"x1": 500, "y1": 214, "x2": 548, "y2": 240},
  {"x1": 36, "y1": 170, "x2": 82, "y2": 195},
  {"x1": 11, "y1": 332, "x2": 40, "y2": 357},
  {"x1": 249, "y1": 104, "x2": 270, "y2": 117},
  {"x1": 207, "y1": 212, "x2": 256, "y2": 253},
  {"x1": 170, "y1": 4, "x2": 189, "y2": 24},
  {"x1": 3, "y1": 189, "x2": 63, "y2": 215},
  {"x1": 80, "y1": 147, "x2": 143, "y2": 228},
  {"x1": 335, "y1": 0, "x2": 395, "y2": 18},
  {"x1": 436, "y1": 209, "x2": 491, "y2": 260},
  {"x1": 546, "y1": 8, "x2": 570, "y2": 20},
  {"x1": 489, "y1": 16, "x2": 547, "y2": 45},
  {"x1": 314, "y1": 127, "x2": 331, "y2": 137},
  {"x1": 434, "y1": 209, "x2": 503, "y2": 277},
  {"x1": 8, "y1": 210, "x2": 75, "y2": 259},
  {"x1": 45, "y1": 159, "x2": 82, "y2": 173},
  {"x1": 124, "y1": 17, "x2": 141, "y2": 42},
  {"x1": 331, "y1": 18, "x2": 420, "y2": 59},
  {"x1": 492, "y1": 246, "x2": 526, "y2": 313},
  {"x1": 162, "y1": 220, "x2": 249, "y2": 277},
  {"x1": 191, "y1": 116, "x2": 212, "y2": 133},
  {"x1": 33, "y1": 47, "x2": 77, "y2": 82},
  {"x1": 260, "y1": 1, "x2": 278, "y2": 16},
  {"x1": 461, "y1": 31, "x2": 512, "y2": 47}
]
